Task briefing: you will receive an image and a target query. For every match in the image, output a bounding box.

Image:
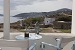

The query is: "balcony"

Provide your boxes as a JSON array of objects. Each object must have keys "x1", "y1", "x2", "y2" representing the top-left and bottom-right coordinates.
[
  {"x1": 0, "y1": 32, "x2": 75, "y2": 50},
  {"x1": 0, "y1": 0, "x2": 74, "y2": 50}
]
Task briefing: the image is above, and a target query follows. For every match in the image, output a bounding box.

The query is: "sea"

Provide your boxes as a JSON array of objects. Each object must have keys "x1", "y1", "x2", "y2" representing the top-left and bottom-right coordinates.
[{"x1": 0, "y1": 16, "x2": 23, "y2": 23}]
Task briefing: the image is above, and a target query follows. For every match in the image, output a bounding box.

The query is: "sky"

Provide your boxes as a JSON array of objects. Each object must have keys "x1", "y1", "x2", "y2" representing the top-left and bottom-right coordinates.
[{"x1": 0, "y1": 0, "x2": 73, "y2": 16}]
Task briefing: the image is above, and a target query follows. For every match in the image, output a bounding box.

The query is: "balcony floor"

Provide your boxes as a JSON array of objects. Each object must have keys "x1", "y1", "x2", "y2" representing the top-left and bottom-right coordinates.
[{"x1": 0, "y1": 32, "x2": 75, "y2": 50}]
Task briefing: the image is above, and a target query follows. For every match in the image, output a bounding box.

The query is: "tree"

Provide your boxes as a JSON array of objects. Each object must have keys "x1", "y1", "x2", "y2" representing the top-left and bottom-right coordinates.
[{"x1": 23, "y1": 17, "x2": 44, "y2": 27}]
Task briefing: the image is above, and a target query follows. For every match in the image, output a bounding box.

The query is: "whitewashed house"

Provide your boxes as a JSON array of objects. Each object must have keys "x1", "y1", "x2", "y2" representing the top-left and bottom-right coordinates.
[{"x1": 44, "y1": 17, "x2": 55, "y2": 25}]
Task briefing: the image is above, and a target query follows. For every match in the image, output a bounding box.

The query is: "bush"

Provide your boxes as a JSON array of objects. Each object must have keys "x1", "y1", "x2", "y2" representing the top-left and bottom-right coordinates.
[{"x1": 56, "y1": 16, "x2": 72, "y2": 22}]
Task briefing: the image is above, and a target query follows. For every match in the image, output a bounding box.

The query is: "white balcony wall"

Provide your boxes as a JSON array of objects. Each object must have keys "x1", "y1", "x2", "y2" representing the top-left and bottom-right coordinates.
[{"x1": 72, "y1": 0, "x2": 75, "y2": 34}]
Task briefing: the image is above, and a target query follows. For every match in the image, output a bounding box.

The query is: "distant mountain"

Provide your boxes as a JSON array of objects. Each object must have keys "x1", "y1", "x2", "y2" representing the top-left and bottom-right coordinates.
[
  {"x1": 13, "y1": 12, "x2": 44, "y2": 18},
  {"x1": 0, "y1": 14, "x2": 3, "y2": 16},
  {"x1": 55, "y1": 8, "x2": 72, "y2": 15},
  {"x1": 13, "y1": 8, "x2": 72, "y2": 18}
]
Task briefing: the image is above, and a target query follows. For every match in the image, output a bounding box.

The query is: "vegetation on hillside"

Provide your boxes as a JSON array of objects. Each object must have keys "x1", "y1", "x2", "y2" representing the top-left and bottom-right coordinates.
[
  {"x1": 22, "y1": 17, "x2": 44, "y2": 27},
  {"x1": 56, "y1": 16, "x2": 72, "y2": 21},
  {"x1": 8, "y1": 8, "x2": 72, "y2": 33}
]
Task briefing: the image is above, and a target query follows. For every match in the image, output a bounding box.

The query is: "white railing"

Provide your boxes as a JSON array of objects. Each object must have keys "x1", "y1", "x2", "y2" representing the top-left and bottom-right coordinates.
[
  {"x1": 29, "y1": 43, "x2": 36, "y2": 50},
  {"x1": 72, "y1": 41, "x2": 75, "y2": 50},
  {"x1": 41, "y1": 38, "x2": 75, "y2": 50},
  {"x1": 41, "y1": 42, "x2": 62, "y2": 50}
]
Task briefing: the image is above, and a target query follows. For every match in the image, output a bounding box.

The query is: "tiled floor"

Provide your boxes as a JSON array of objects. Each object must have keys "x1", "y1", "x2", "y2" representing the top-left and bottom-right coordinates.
[{"x1": 0, "y1": 32, "x2": 75, "y2": 50}]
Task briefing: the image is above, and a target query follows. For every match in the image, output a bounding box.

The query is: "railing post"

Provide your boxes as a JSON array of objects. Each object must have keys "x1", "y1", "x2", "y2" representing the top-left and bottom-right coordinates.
[
  {"x1": 0, "y1": 48, "x2": 2, "y2": 50},
  {"x1": 55, "y1": 38, "x2": 62, "y2": 50},
  {"x1": 72, "y1": 41, "x2": 75, "y2": 50},
  {"x1": 41, "y1": 42, "x2": 45, "y2": 50},
  {"x1": 4, "y1": 0, "x2": 10, "y2": 39}
]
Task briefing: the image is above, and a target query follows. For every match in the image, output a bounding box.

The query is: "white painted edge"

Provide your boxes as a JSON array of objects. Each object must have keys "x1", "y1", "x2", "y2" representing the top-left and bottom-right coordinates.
[{"x1": 72, "y1": 0, "x2": 75, "y2": 34}]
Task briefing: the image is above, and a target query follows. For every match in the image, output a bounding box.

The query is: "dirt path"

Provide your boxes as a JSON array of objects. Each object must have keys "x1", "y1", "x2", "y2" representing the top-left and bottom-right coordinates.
[
  {"x1": 9, "y1": 28, "x2": 62, "y2": 33},
  {"x1": 10, "y1": 29, "x2": 20, "y2": 32},
  {"x1": 40, "y1": 28, "x2": 61, "y2": 33}
]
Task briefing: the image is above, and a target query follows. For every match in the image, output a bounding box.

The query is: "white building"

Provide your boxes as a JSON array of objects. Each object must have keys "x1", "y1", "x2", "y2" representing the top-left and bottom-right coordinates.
[{"x1": 44, "y1": 17, "x2": 55, "y2": 25}]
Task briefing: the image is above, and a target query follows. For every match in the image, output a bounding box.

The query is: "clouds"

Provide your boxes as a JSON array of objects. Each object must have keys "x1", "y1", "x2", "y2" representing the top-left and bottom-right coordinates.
[
  {"x1": 0, "y1": 0, "x2": 3, "y2": 6},
  {"x1": 10, "y1": 0, "x2": 36, "y2": 10},
  {"x1": 10, "y1": 0, "x2": 55, "y2": 10},
  {"x1": 10, "y1": 0, "x2": 72, "y2": 10},
  {"x1": 0, "y1": 0, "x2": 73, "y2": 7},
  {"x1": 0, "y1": 0, "x2": 73, "y2": 8},
  {"x1": 0, "y1": 6, "x2": 3, "y2": 14},
  {"x1": 0, "y1": 0, "x2": 73, "y2": 15},
  {"x1": 10, "y1": 0, "x2": 72, "y2": 16}
]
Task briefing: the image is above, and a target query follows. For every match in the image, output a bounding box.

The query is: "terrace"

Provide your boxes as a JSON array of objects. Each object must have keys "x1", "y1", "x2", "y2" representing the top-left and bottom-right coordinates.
[
  {"x1": 0, "y1": 32, "x2": 75, "y2": 50},
  {"x1": 0, "y1": 0, "x2": 75, "y2": 50}
]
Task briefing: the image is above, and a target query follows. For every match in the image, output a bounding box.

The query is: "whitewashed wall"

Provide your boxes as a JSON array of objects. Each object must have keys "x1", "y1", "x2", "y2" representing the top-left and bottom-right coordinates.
[{"x1": 44, "y1": 17, "x2": 55, "y2": 25}]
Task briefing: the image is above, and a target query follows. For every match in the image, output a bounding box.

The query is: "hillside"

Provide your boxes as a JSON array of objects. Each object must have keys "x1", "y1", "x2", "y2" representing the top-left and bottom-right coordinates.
[
  {"x1": 13, "y1": 8, "x2": 72, "y2": 18},
  {"x1": 0, "y1": 14, "x2": 3, "y2": 16}
]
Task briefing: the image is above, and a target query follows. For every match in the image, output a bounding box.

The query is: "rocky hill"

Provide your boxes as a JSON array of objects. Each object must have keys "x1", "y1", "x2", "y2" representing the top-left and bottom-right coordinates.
[
  {"x1": 13, "y1": 8, "x2": 72, "y2": 18},
  {"x1": 0, "y1": 14, "x2": 3, "y2": 16}
]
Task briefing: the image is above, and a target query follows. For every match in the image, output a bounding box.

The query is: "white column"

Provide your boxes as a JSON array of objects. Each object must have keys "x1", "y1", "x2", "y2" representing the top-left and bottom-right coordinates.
[
  {"x1": 72, "y1": 0, "x2": 75, "y2": 34},
  {"x1": 4, "y1": 0, "x2": 10, "y2": 39}
]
